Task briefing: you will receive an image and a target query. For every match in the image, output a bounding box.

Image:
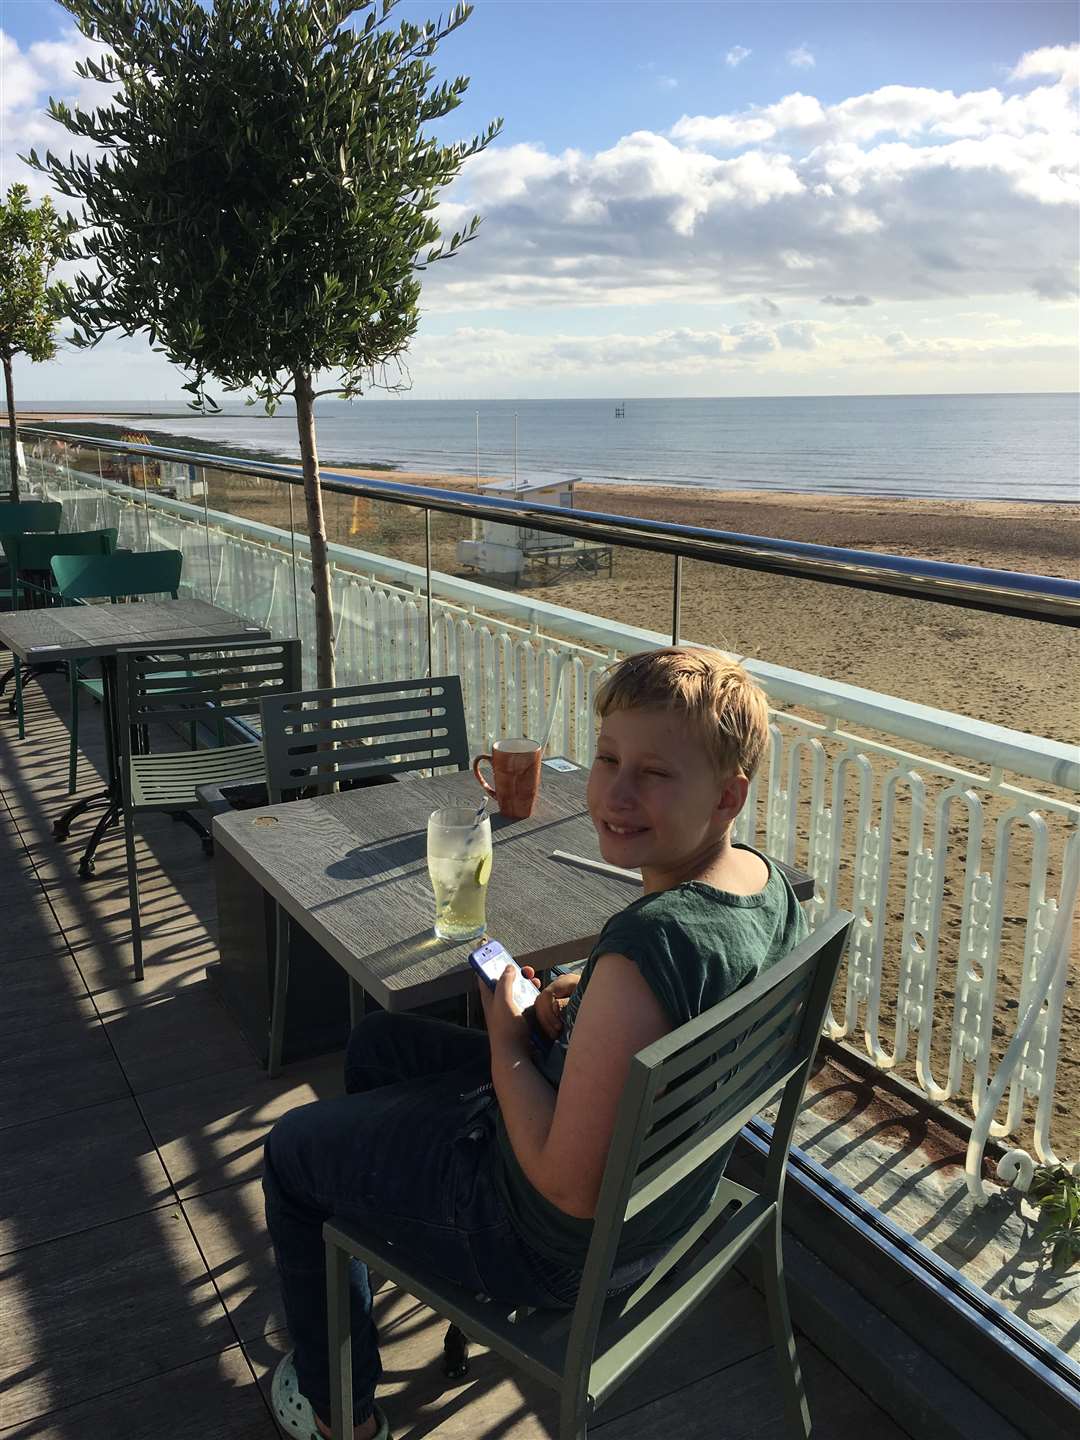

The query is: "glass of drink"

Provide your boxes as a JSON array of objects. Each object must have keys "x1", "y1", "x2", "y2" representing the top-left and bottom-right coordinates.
[{"x1": 426, "y1": 806, "x2": 493, "y2": 941}]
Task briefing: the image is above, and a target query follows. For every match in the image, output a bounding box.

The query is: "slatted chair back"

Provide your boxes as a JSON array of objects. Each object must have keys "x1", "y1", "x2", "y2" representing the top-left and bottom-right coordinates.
[
  {"x1": 325, "y1": 911, "x2": 853, "y2": 1440},
  {"x1": 115, "y1": 638, "x2": 301, "y2": 753},
  {"x1": 0, "y1": 500, "x2": 62, "y2": 536},
  {"x1": 51, "y1": 548, "x2": 183, "y2": 602},
  {"x1": 260, "y1": 674, "x2": 471, "y2": 802},
  {"x1": 560, "y1": 910, "x2": 853, "y2": 1415},
  {"x1": 2, "y1": 528, "x2": 118, "y2": 608}
]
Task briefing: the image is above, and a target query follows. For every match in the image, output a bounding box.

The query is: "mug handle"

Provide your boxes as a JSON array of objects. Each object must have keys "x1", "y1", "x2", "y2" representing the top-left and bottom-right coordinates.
[{"x1": 472, "y1": 754, "x2": 498, "y2": 799}]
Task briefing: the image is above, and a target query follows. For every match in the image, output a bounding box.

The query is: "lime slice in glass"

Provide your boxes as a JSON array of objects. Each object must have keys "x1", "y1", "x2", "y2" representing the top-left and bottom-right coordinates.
[{"x1": 475, "y1": 853, "x2": 492, "y2": 887}]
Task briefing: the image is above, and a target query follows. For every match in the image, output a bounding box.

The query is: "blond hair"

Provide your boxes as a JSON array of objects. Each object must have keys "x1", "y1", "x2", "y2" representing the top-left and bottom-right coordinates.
[{"x1": 594, "y1": 647, "x2": 770, "y2": 780}]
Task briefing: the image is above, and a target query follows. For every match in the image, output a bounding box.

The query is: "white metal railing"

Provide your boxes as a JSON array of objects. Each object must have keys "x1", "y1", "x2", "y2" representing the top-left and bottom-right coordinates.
[{"x1": 23, "y1": 440, "x2": 1080, "y2": 1198}]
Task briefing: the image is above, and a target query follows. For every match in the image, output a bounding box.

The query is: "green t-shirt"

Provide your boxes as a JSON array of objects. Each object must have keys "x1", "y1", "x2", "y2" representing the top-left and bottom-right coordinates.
[{"x1": 493, "y1": 847, "x2": 808, "y2": 1273}]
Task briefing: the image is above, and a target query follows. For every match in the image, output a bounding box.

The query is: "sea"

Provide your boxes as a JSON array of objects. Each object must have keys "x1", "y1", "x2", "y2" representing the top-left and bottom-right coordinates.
[{"x1": 26, "y1": 393, "x2": 1079, "y2": 503}]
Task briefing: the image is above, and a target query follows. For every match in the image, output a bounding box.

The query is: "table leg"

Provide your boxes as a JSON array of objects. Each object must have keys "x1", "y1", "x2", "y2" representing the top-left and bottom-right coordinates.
[
  {"x1": 78, "y1": 799, "x2": 121, "y2": 878},
  {"x1": 53, "y1": 656, "x2": 125, "y2": 877}
]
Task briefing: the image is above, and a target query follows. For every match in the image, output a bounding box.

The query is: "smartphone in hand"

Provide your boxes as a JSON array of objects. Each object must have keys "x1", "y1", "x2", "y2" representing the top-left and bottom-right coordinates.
[{"x1": 468, "y1": 939, "x2": 538, "y2": 1011}]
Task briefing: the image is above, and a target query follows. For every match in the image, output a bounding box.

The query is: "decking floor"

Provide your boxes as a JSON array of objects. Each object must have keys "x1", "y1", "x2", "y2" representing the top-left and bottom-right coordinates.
[{"x1": 0, "y1": 673, "x2": 914, "y2": 1439}]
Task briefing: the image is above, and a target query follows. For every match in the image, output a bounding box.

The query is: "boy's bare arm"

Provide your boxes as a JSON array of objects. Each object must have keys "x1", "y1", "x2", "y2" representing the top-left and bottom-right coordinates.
[{"x1": 484, "y1": 955, "x2": 669, "y2": 1218}]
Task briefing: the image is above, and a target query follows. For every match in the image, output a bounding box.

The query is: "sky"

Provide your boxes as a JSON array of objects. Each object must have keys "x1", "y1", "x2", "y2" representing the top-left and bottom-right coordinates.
[{"x1": 0, "y1": 0, "x2": 1077, "y2": 402}]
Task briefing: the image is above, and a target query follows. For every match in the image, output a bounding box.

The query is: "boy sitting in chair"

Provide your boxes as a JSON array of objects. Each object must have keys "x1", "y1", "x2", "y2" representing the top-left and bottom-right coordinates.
[{"x1": 264, "y1": 646, "x2": 807, "y2": 1439}]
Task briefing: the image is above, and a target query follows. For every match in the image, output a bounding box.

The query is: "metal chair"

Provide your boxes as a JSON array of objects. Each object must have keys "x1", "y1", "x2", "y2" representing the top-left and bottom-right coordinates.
[
  {"x1": 0, "y1": 500, "x2": 62, "y2": 606},
  {"x1": 324, "y1": 911, "x2": 854, "y2": 1440},
  {"x1": 115, "y1": 637, "x2": 301, "y2": 978},
  {"x1": 260, "y1": 673, "x2": 470, "y2": 802},
  {"x1": 51, "y1": 550, "x2": 185, "y2": 794},
  {"x1": 0, "y1": 528, "x2": 118, "y2": 737},
  {"x1": 259, "y1": 674, "x2": 471, "y2": 1076}
]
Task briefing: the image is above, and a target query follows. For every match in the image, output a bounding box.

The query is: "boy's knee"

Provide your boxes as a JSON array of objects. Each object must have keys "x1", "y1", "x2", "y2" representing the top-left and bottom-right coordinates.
[
  {"x1": 344, "y1": 1008, "x2": 394, "y2": 1077},
  {"x1": 263, "y1": 1101, "x2": 317, "y2": 1193}
]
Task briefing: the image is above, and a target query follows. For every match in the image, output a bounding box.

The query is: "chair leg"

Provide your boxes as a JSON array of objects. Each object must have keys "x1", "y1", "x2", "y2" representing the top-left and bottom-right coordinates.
[
  {"x1": 267, "y1": 903, "x2": 290, "y2": 1078},
  {"x1": 68, "y1": 664, "x2": 79, "y2": 794},
  {"x1": 13, "y1": 659, "x2": 24, "y2": 739},
  {"x1": 326, "y1": 1235, "x2": 353, "y2": 1440},
  {"x1": 760, "y1": 1213, "x2": 811, "y2": 1439},
  {"x1": 557, "y1": 1385, "x2": 589, "y2": 1440},
  {"x1": 123, "y1": 806, "x2": 144, "y2": 982}
]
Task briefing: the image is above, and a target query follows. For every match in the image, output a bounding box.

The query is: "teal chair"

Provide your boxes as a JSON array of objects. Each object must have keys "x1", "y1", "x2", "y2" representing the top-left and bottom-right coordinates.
[
  {"x1": 0, "y1": 500, "x2": 62, "y2": 608},
  {"x1": 115, "y1": 638, "x2": 302, "y2": 978},
  {"x1": 51, "y1": 549, "x2": 184, "y2": 793},
  {"x1": 0, "y1": 528, "x2": 117, "y2": 738},
  {"x1": 325, "y1": 912, "x2": 854, "y2": 1440}
]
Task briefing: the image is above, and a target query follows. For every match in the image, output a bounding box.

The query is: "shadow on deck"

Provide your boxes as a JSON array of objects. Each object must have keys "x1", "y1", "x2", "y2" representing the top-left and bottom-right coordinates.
[{"x1": 1, "y1": 674, "x2": 917, "y2": 1437}]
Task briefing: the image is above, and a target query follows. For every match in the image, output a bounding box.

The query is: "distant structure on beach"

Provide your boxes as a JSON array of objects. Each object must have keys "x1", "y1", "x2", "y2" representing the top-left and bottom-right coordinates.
[{"x1": 614, "y1": 402, "x2": 625, "y2": 418}]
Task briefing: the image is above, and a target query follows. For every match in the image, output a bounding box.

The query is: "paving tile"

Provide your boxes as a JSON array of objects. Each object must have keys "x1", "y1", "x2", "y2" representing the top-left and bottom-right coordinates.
[
  {"x1": 139, "y1": 1054, "x2": 344, "y2": 1198},
  {"x1": 0, "y1": 1344, "x2": 277, "y2": 1438},
  {"x1": 0, "y1": 946, "x2": 95, "y2": 1037},
  {"x1": 99, "y1": 981, "x2": 255, "y2": 1095},
  {"x1": 0, "y1": 1015, "x2": 128, "y2": 1131},
  {"x1": 182, "y1": 1179, "x2": 284, "y2": 1342},
  {"x1": 0, "y1": 886, "x2": 66, "y2": 964},
  {"x1": 591, "y1": 1340, "x2": 911, "y2": 1440},
  {"x1": 0, "y1": 1207, "x2": 235, "y2": 1428},
  {"x1": 0, "y1": 1096, "x2": 174, "y2": 1255},
  {"x1": 246, "y1": 1320, "x2": 563, "y2": 1440}
]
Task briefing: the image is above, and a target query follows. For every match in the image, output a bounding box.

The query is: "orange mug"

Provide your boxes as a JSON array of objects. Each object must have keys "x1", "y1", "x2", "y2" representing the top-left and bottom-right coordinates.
[{"x1": 473, "y1": 739, "x2": 543, "y2": 819}]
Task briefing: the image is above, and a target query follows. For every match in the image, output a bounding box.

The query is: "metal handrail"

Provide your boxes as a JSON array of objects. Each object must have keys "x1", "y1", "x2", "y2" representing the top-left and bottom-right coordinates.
[{"x1": 20, "y1": 424, "x2": 1080, "y2": 625}]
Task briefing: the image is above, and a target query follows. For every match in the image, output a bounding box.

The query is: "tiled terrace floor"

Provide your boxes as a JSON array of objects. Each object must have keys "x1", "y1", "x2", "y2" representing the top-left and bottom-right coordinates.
[{"x1": 0, "y1": 674, "x2": 915, "y2": 1439}]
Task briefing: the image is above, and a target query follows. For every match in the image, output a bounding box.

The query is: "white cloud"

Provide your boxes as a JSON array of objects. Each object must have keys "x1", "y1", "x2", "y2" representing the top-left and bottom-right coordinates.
[
  {"x1": 787, "y1": 45, "x2": 816, "y2": 70},
  {"x1": 3, "y1": 18, "x2": 1076, "y2": 397},
  {"x1": 761, "y1": 92, "x2": 827, "y2": 131},
  {"x1": 775, "y1": 321, "x2": 819, "y2": 350},
  {"x1": 0, "y1": 30, "x2": 42, "y2": 113},
  {"x1": 726, "y1": 46, "x2": 751, "y2": 68},
  {"x1": 1010, "y1": 43, "x2": 1080, "y2": 88},
  {"x1": 668, "y1": 113, "x2": 774, "y2": 148}
]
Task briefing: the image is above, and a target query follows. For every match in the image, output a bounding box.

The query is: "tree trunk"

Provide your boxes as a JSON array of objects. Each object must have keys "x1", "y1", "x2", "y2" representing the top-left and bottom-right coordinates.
[
  {"x1": 3, "y1": 356, "x2": 19, "y2": 503},
  {"x1": 293, "y1": 370, "x2": 335, "y2": 689}
]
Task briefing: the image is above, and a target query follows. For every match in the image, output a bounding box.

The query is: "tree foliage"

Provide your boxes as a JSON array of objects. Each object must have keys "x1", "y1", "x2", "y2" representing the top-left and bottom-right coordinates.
[
  {"x1": 0, "y1": 184, "x2": 75, "y2": 499},
  {"x1": 32, "y1": 0, "x2": 500, "y2": 682},
  {"x1": 36, "y1": 0, "x2": 500, "y2": 410}
]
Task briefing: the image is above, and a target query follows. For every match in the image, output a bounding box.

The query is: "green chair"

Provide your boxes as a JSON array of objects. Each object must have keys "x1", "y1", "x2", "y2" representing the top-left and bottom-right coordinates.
[
  {"x1": 51, "y1": 550, "x2": 185, "y2": 794},
  {"x1": 0, "y1": 528, "x2": 117, "y2": 738},
  {"x1": 258, "y1": 674, "x2": 471, "y2": 1076},
  {"x1": 324, "y1": 911, "x2": 854, "y2": 1440},
  {"x1": 115, "y1": 637, "x2": 301, "y2": 978},
  {"x1": 0, "y1": 499, "x2": 63, "y2": 610},
  {"x1": 0, "y1": 500, "x2": 62, "y2": 606}
]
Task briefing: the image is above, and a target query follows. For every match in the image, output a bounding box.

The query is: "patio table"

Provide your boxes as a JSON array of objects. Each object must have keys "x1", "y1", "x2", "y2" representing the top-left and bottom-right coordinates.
[
  {"x1": 0, "y1": 598, "x2": 271, "y2": 875},
  {"x1": 210, "y1": 763, "x2": 815, "y2": 1024}
]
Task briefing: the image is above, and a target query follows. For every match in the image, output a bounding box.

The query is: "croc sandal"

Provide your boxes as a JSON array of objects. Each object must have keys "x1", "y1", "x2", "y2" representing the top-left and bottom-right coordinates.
[{"x1": 271, "y1": 1351, "x2": 390, "y2": 1440}]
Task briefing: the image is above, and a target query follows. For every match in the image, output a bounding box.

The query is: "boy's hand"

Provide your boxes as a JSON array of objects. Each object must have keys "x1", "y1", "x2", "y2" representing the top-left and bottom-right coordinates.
[
  {"x1": 524, "y1": 967, "x2": 581, "y2": 1041},
  {"x1": 478, "y1": 965, "x2": 532, "y2": 1052}
]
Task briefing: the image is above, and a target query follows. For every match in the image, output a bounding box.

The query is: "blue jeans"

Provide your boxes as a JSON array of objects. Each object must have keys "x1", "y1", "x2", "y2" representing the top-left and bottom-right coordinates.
[{"x1": 262, "y1": 1011, "x2": 575, "y2": 1427}]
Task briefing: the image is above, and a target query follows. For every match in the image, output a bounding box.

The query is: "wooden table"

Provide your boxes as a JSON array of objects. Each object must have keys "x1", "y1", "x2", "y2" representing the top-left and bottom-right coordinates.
[
  {"x1": 0, "y1": 598, "x2": 271, "y2": 875},
  {"x1": 212, "y1": 763, "x2": 646, "y2": 1015}
]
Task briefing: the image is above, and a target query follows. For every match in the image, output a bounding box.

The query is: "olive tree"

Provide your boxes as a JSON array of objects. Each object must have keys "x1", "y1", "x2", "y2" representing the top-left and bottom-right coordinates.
[
  {"x1": 0, "y1": 185, "x2": 75, "y2": 501},
  {"x1": 35, "y1": 0, "x2": 500, "y2": 684}
]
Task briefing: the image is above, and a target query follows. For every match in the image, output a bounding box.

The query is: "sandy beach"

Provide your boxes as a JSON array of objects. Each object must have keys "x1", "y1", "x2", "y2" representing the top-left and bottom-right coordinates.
[{"x1": 315, "y1": 465, "x2": 1079, "y2": 746}]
